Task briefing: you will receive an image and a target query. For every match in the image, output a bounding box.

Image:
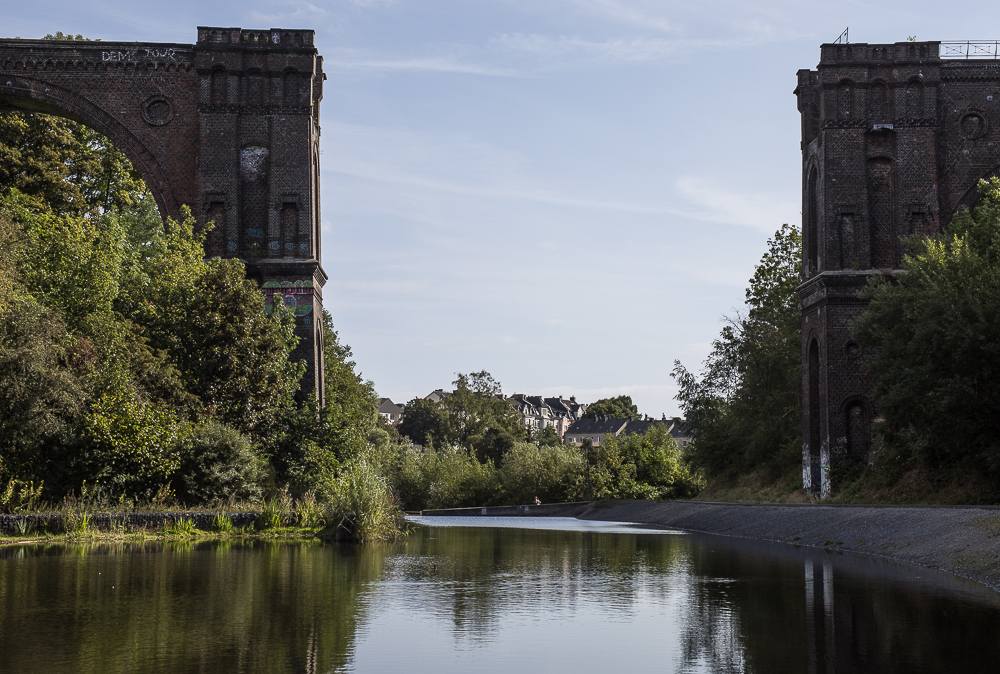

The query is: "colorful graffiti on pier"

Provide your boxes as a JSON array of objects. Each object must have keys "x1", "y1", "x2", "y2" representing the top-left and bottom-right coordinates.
[{"x1": 263, "y1": 279, "x2": 314, "y2": 326}]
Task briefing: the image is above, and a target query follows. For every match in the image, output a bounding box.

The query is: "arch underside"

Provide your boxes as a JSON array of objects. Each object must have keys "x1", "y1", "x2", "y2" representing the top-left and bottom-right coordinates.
[{"x1": 0, "y1": 80, "x2": 177, "y2": 219}]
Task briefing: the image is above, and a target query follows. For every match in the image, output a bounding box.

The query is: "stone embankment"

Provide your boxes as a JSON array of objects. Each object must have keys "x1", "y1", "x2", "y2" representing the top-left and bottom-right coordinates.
[
  {"x1": 576, "y1": 500, "x2": 1000, "y2": 591},
  {"x1": 422, "y1": 499, "x2": 1000, "y2": 591}
]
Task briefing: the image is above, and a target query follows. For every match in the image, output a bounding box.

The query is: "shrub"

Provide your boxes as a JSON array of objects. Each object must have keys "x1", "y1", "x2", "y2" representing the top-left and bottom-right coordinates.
[
  {"x1": 392, "y1": 447, "x2": 498, "y2": 511},
  {"x1": 257, "y1": 487, "x2": 293, "y2": 530},
  {"x1": 174, "y1": 422, "x2": 269, "y2": 505},
  {"x1": 589, "y1": 426, "x2": 704, "y2": 500},
  {"x1": 497, "y1": 442, "x2": 585, "y2": 505},
  {"x1": 211, "y1": 512, "x2": 233, "y2": 533},
  {"x1": 326, "y1": 459, "x2": 402, "y2": 541}
]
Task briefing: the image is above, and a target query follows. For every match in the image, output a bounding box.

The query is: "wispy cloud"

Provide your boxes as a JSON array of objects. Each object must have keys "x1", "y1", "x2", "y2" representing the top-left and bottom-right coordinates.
[
  {"x1": 247, "y1": 1, "x2": 330, "y2": 24},
  {"x1": 495, "y1": 27, "x2": 780, "y2": 67},
  {"x1": 325, "y1": 123, "x2": 797, "y2": 233},
  {"x1": 675, "y1": 177, "x2": 797, "y2": 233},
  {"x1": 324, "y1": 51, "x2": 521, "y2": 76},
  {"x1": 561, "y1": 0, "x2": 677, "y2": 33}
]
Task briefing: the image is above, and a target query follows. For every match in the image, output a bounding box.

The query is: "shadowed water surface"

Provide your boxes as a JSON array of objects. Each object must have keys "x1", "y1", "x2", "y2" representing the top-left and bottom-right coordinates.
[{"x1": 1, "y1": 517, "x2": 999, "y2": 672}]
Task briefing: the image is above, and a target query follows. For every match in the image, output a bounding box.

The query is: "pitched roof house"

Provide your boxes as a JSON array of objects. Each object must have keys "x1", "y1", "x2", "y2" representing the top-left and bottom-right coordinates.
[
  {"x1": 509, "y1": 394, "x2": 588, "y2": 438},
  {"x1": 378, "y1": 398, "x2": 405, "y2": 425}
]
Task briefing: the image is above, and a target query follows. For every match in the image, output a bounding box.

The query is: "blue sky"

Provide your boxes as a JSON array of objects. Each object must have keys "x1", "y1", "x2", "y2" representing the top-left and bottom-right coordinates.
[{"x1": 5, "y1": 1, "x2": 973, "y2": 415}]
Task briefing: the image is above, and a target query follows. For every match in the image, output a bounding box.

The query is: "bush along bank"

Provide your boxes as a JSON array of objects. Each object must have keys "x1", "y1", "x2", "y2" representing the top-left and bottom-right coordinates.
[
  {"x1": 390, "y1": 422, "x2": 704, "y2": 512},
  {"x1": 0, "y1": 497, "x2": 391, "y2": 544}
]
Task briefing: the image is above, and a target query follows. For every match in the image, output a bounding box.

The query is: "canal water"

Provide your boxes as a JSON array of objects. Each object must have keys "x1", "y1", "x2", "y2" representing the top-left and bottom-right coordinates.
[{"x1": 1, "y1": 516, "x2": 999, "y2": 673}]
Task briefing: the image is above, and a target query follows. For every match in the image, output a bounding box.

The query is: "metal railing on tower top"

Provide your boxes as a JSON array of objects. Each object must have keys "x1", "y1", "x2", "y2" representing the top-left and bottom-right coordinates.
[{"x1": 941, "y1": 41, "x2": 1000, "y2": 58}]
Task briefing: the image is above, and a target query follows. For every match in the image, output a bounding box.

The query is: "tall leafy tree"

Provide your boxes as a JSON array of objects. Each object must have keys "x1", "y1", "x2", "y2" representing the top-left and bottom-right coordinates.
[
  {"x1": 0, "y1": 33, "x2": 146, "y2": 217},
  {"x1": 398, "y1": 397, "x2": 452, "y2": 448},
  {"x1": 442, "y1": 371, "x2": 522, "y2": 463},
  {"x1": 854, "y1": 178, "x2": 1000, "y2": 477},
  {"x1": 672, "y1": 224, "x2": 802, "y2": 478},
  {"x1": 583, "y1": 395, "x2": 639, "y2": 419}
]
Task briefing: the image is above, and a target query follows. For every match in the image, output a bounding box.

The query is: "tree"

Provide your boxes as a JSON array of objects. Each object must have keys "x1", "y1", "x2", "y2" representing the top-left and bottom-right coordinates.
[
  {"x1": 672, "y1": 223, "x2": 802, "y2": 478},
  {"x1": 583, "y1": 395, "x2": 639, "y2": 419},
  {"x1": 0, "y1": 34, "x2": 147, "y2": 218},
  {"x1": 0, "y1": 112, "x2": 147, "y2": 217},
  {"x1": 441, "y1": 371, "x2": 522, "y2": 462},
  {"x1": 587, "y1": 425, "x2": 703, "y2": 500},
  {"x1": 537, "y1": 425, "x2": 562, "y2": 448},
  {"x1": 854, "y1": 178, "x2": 1000, "y2": 476},
  {"x1": 398, "y1": 397, "x2": 452, "y2": 447},
  {"x1": 118, "y1": 208, "x2": 303, "y2": 437},
  {"x1": 0, "y1": 297, "x2": 88, "y2": 481}
]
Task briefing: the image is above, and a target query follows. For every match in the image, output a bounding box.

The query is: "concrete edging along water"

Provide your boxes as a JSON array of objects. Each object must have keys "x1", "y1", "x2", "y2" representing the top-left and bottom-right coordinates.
[
  {"x1": 422, "y1": 499, "x2": 1000, "y2": 592},
  {"x1": 577, "y1": 500, "x2": 1000, "y2": 592},
  {"x1": 419, "y1": 501, "x2": 593, "y2": 518}
]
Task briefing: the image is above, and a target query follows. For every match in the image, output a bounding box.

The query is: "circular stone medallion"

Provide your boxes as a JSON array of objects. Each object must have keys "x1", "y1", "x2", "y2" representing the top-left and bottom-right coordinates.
[
  {"x1": 960, "y1": 111, "x2": 988, "y2": 139},
  {"x1": 142, "y1": 97, "x2": 174, "y2": 126}
]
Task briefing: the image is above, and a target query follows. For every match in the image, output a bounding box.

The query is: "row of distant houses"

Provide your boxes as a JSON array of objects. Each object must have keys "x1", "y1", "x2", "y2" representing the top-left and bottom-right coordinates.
[
  {"x1": 378, "y1": 392, "x2": 691, "y2": 447},
  {"x1": 563, "y1": 416, "x2": 691, "y2": 448}
]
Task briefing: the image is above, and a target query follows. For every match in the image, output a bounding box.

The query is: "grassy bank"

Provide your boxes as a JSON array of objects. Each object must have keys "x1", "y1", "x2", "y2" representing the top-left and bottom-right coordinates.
[
  {"x1": 0, "y1": 485, "x2": 405, "y2": 545},
  {"x1": 693, "y1": 463, "x2": 1000, "y2": 506},
  {"x1": 0, "y1": 521, "x2": 326, "y2": 546}
]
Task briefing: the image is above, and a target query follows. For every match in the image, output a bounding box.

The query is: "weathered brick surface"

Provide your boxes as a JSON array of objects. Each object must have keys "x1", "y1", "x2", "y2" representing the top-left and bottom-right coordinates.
[
  {"x1": 796, "y1": 42, "x2": 1000, "y2": 493},
  {"x1": 0, "y1": 27, "x2": 327, "y2": 400}
]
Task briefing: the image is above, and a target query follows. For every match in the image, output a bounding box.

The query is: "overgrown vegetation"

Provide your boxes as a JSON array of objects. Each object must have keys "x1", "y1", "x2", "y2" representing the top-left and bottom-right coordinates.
[
  {"x1": 851, "y1": 177, "x2": 1000, "y2": 501},
  {"x1": 671, "y1": 224, "x2": 803, "y2": 486},
  {"x1": 0, "y1": 105, "x2": 407, "y2": 540},
  {"x1": 391, "y1": 386, "x2": 703, "y2": 511}
]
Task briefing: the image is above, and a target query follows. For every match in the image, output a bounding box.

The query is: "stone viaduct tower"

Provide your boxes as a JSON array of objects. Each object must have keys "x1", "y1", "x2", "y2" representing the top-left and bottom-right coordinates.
[
  {"x1": 796, "y1": 40, "x2": 1000, "y2": 494},
  {"x1": 0, "y1": 27, "x2": 327, "y2": 399}
]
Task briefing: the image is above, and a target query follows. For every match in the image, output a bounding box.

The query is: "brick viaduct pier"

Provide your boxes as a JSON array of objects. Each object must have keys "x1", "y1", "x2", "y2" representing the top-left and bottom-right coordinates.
[{"x1": 0, "y1": 27, "x2": 327, "y2": 398}]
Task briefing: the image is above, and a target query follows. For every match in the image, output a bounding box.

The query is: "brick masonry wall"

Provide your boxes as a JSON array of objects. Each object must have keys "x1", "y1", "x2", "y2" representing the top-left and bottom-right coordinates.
[
  {"x1": 796, "y1": 41, "x2": 1000, "y2": 494},
  {"x1": 0, "y1": 27, "x2": 328, "y2": 401}
]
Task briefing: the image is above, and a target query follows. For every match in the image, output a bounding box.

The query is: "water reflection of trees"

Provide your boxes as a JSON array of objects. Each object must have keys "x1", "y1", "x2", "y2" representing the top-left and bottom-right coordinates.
[
  {"x1": 0, "y1": 539, "x2": 388, "y2": 673},
  {"x1": 673, "y1": 537, "x2": 1000, "y2": 673},
  {"x1": 393, "y1": 527, "x2": 1000, "y2": 673},
  {"x1": 3, "y1": 530, "x2": 1000, "y2": 673},
  {"x1": 392, "y1": 527, "x2": 690, "y2": 644}
]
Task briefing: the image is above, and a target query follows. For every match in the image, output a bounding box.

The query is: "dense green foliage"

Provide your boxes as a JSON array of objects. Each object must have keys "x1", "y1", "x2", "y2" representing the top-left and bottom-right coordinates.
[
  {"x1": 582, "y1": 395, "x2": 639, "y2": 419},
  {"x1": 0, "y1": 188, "x2": 302, "y2": 499},
  {"x1": 397, "y1": 397, "x2": 451, "y2": 447},
  {"x1": 0, "y1": 109, "x2": 406, "y2": 536},
  {"x1": 0, "y1": 98, "x2": 705, "y2": 523},
  {"x1": 397, "y1": 371, "x2": 523, "y2": 462},
  {"x1": 586, "y1": 425, "x2": 704, "y2": 500},
  {"x1": 672, "y1": 224, "x2": 802, "y2": 479},
  {"x1": 391, "y1": 397, "x2": 702, "y2": 510},
  {"x1": 854, "y1": 178, "x2": 1000, "y2": 478}
]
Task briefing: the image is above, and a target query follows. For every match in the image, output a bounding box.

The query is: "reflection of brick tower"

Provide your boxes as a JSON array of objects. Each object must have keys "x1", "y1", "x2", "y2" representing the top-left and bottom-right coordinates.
[
  {"x1": 796, "y1": 40, "x2": 1000, "y2": 495},
  {"x1": 194, "y1": 28, "x2": 327, "y2": 402}
]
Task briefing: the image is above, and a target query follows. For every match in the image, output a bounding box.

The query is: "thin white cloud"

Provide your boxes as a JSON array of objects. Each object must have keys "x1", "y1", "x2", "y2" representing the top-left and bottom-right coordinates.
[
  {"x1": 495, "y1": 28, "x2": 781, "y2": 66},
  {"x1": 675, "y1": 177, "x2": 798, "y2": 233},
  {"x1": 324, "y1": 53, "x2": 521, "y2": 77},
  {"x1": 326, "y1": 123, "x2": 797, "y2": 233},
  {"x1": 248, "y1": 1, "x2": 330, "y2": 24},
  {"x1": 559, "y1": 0, "x2": 677, "y2": 33}
]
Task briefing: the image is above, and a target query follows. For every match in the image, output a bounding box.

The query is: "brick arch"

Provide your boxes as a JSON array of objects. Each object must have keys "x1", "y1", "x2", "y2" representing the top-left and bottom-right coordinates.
[
  {"x1": 0, "y1": 78, "x2": 177, "y2": 219},
  {"x1": 0, "y1": 28, "x2": 329, "y2": 401},
  {"x1": 839, "y1": 395, "x2": 872, "y2": 460}
]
